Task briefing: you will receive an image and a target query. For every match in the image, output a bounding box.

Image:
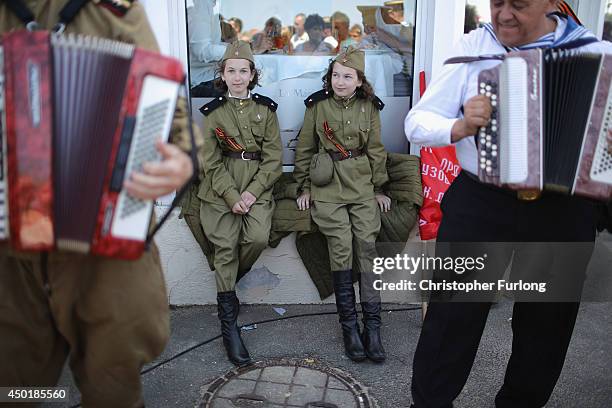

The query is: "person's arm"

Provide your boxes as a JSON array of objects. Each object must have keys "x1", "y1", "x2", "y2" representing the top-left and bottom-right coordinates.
[
  {"x1": 188, "y1": 0, "x2": 226, "y2": 63},
  {"x1": 245, "y1": 111, "x2": 283, "y2": 199},
  {"x1": 365, "y1": 109, "x2": 388, "y2": 191},
  {"x1": 293, "y1": 106, "x2": 317, "y2": 195},
  {"x1": 404, "y1": 61, "x2": 469, "y2": 147}
]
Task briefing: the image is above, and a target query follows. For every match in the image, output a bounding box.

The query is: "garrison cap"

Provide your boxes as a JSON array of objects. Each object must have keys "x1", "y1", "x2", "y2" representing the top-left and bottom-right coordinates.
[
  {"x1": 222, "y1": 40, "x2": 254, "y2": 64},
  {"x1": 334, "y1": 45, "x2": 365, "y2": 73}
]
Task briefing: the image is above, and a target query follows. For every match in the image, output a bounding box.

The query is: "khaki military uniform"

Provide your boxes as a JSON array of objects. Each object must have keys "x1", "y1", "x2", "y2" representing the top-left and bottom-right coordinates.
[
  {"x1": 293, "y1": 91, "x2": 388, "y2": 271},
  {"x1": 199, "y1": 93, "x2": 282, "y2": 291},
  {"x1": 0, "y1": 2, "x2": 201, "y2": 407}
]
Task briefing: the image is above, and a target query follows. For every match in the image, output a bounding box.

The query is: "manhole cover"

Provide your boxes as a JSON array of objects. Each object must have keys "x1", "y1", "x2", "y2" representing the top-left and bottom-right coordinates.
[{"x1": 198, "y1": 358, "x2": 377, "y2": 408}]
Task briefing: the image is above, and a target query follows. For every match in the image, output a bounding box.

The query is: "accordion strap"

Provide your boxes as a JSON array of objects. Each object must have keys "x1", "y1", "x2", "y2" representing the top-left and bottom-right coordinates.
[
  {"x1": 3, "y1": 0, "x2": 90, "y2": 32},
  {"x1": 444, "y1": 37, "x2": 599, "y2": 65}
]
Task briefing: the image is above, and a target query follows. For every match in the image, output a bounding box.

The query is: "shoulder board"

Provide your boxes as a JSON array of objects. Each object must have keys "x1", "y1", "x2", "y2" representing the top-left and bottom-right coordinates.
[
  {"x1": 96, "y1": 0, "x2": 136, "y2": 17},
  {"x1": 252, "y1": 93, "x2": 278, "y2": 112},
  {"x1": 372, "y1": 95, "x2": 385, "y2": 111},
  {"x1": 199, "y1": 96, "x2": 227, "y2": 116},
  {"x1": 304, "y1": 89, "x2": 332, "y2": 107}
]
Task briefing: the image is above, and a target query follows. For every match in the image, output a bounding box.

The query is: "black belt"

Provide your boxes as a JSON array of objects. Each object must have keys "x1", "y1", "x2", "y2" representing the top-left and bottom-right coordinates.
[
  {"x1": 462, "y1": 170, "x2": 542, "y2": 201},
  {"x1": 223, "y1": 151, "x2": 262, "y2": 161},
  {"x1": 328, "y1": 148, "x2": 364, "y2": 162}
]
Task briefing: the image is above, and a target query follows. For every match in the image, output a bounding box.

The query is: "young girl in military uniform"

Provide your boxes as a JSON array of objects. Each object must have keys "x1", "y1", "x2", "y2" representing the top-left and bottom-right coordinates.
[
  {"x1": 199, "y1": 41, "x2": 282, "y2": 366},
  {"x1": 294, "y1": 46, "x2": 390, "y2": 363}
]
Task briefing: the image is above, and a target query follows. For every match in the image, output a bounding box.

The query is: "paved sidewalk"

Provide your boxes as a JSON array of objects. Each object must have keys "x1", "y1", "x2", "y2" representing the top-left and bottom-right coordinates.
[{"x1": 52, "y1": 300, "x2": 612, "y2": 407}]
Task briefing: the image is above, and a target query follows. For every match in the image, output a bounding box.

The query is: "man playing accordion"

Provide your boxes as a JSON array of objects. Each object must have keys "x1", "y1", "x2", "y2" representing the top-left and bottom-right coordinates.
[{"x1": 405, "y1": 1, "x2": 612, "y2": 407}]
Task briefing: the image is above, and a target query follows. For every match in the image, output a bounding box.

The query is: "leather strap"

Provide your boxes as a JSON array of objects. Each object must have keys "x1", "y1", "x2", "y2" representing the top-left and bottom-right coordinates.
[
  {"x1": 223, "y1": 151, "x2": 262, "y2": 161},
  {"x1": 328, "y1": 148, "x2": 363, "y2": 161}
]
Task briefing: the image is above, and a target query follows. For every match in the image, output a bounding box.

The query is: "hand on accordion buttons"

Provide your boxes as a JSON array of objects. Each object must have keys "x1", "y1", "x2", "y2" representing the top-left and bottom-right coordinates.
[
  {"x1": 608, "y1": 129, "x2": 612, "y2": 155},
  {"x1": 124, "y1": 141, "x2": 194, "y2": 200},
  {"x1": 451, "y1": 95, "x2": 492, "y2": 142}
]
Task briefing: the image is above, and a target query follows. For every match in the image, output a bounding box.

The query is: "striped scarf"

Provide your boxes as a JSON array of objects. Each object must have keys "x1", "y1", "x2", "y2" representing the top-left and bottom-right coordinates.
[{"x1": 483, "y1": 13, "x2": 597, "y2": 51}]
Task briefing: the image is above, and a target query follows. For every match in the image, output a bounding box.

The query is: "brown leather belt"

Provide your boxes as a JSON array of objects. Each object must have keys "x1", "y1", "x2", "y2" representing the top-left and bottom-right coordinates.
[
  {"x1": 223, "y1": 151, "x2": 262, "y2": 161},
  {"x1": 328, "y1": 148, "x2": 364, "y2": 161}
]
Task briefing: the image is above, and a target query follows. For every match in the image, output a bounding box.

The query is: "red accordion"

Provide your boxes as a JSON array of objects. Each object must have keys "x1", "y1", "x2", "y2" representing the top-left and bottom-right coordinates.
[{"x1": 0, "y1": 30, "x2": 185, "y2": 259}]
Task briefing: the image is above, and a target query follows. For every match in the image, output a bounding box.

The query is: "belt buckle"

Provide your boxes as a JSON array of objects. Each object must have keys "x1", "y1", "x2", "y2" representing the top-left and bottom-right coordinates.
[
  {"x1": 347, "y1": 150, "x2": 353, "y2": 159},
  {"x1": 517, "y1": 189, "x2": 541, "y2": 201},
  {"x1": 241, "y1": 151, "x2": 251, "y2": 161}
]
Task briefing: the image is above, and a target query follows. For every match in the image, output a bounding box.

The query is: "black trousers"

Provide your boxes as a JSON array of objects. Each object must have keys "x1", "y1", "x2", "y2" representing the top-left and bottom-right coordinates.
[{"x1": 411, "y1": 171, "x2": 596, "y2": 408}]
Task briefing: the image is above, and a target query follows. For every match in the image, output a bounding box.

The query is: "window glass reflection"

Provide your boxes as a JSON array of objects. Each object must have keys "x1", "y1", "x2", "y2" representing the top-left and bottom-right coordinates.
[{"x1": 187, "y1": 0, "x2": 417, "y2": 98}]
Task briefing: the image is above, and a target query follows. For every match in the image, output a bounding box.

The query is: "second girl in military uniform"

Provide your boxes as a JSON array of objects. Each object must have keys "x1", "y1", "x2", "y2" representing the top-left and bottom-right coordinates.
[
  {"x1": 294, "y1": 46, "x2": 390, "y2": 363},
  {"x1": 199, "y1": 41, "x2": 282, "y2": 366}
]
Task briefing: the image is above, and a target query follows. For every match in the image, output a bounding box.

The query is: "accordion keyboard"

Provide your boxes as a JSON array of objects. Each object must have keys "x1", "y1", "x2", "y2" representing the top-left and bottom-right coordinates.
[
  {"x1": 590, "y1": 83, "x2": 612, "y2": 185},
  {"x1": 478, "y1": 80, "x2": 499, "y2": 176},
  {"x1": 111, "y1": 75, "x2": 179, "y2": 241},
  {"x1": 119, "y1": 99, "x2": 171, "y2": 219}
]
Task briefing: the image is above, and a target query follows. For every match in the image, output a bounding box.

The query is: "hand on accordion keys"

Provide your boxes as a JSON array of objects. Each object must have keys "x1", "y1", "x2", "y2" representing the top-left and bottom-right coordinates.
[
  {"x1": 124, "y1": 140, "x2": 194, "y2": 200},
  {"x1": 451, "y1": 95, "x2": 493, "y2": 143}
]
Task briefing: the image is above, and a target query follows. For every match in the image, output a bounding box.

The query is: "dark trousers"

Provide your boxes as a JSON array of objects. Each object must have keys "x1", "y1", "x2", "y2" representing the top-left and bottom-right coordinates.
[{"x1": 411, "y1": 171, "x2": 596, "y2": 408}]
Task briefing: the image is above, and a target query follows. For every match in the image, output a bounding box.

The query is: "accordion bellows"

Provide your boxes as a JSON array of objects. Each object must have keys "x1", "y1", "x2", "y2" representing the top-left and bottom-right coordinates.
[
  {"x1": 0, "y1": 30, "x2": 185, "y2": 259},
  {"x1": 477, "y1": 48, "x2": 612, "y2": 201}
]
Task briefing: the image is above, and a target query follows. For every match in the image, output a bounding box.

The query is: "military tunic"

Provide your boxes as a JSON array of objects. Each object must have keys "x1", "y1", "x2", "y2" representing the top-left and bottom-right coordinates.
[
  {"x1": 0, "y1": 2, "x2": 202, "y2": 407},
  {"x1": 199, "y1": 92, "x2": 282, "y2": 291},
  {"x1": 293, "y1": 91, "x2": 388, "y2": 271}
]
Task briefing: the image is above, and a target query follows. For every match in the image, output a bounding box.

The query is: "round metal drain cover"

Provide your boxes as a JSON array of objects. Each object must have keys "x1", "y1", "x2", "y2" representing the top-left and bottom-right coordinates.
[{"x1": 199, "y1": 358, "x2": 376, "y2": 408}]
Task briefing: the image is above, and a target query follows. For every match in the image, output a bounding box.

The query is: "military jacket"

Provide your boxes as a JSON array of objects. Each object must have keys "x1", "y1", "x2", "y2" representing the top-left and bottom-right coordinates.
[
  {"x1": 293, "y1": 91, "x2": 388, "y2": 203},
  {"x1": 198, "y1": 93, "x2": 282, "y2": 208}
]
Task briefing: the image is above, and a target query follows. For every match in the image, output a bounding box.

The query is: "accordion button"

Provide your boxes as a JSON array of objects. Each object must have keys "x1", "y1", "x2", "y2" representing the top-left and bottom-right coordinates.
[
  {"x1": 486, "y1": 160, "x2": 492, "y2": 166},
  {"x1": 492, "y1": 101, "x2": 498, "y2": 107},
  {"x1": 486, "y1": 136, "x2": 491, "y2": 142},
  {"x1": 481, "y1": 151, "x2": 487, "y2": 157},
  {"x1": 486, "y1": 92, "x2": 491, "y2": 97},
  {"x1": 486, "y1": 142, "x2": 491, "y2": 148},
  {"x1": 481, "y1": 157, "x2": 486, "y2": 163},
  {"x1": 492, "y1": 126, "x2": 497, "y2": 132},
  {"x1": 480, "y1": 138, "x2": 486, "y2": 145},
  {"x1": 486, "y1": 166, "x2": 492, "y2": 173},
  {"x1": 219, "y1": 97, "x2": 223, "y2": 100},
  {"x1": 492, "y1": 94, "x2": 497, "y2": 100},
  {"x1": 486, "y1": 85, "x2": 492, "y2": 91},
  {"x1": 481, "y1": 163, "x2": 486, "y2": 170},
  {"x1": 480, "y1": 89, "x2": 486, "y2": 95},
  {"x1": 480, "y1": 82, "x2": 486, "y2": 88},
  {"x1": 492, "y1": 146, "x2": 498, "y2": 151}
]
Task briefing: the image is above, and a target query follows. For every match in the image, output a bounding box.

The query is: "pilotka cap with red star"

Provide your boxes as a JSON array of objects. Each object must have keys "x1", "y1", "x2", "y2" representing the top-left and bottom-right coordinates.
[{"x1": 222, "y1": 40, "x2": 254, "y2": 64}]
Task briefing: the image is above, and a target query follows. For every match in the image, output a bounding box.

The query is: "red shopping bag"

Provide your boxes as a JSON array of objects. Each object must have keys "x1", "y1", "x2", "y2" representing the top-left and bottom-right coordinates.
[{"x1": 418, "y1": 146, "x2": 461, "y2": 240}]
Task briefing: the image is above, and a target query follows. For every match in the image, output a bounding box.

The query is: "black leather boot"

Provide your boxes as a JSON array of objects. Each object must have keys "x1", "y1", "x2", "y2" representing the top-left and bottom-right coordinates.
[
  {"x1": 361, "y1": 298, "x2": 386, "y2": 363},
  {"x1": 332, "y1": 270, "x2": 366, "y2": 362},
  {"x1": 217, "y1": 291, "x2": 252, "y2": 366}
]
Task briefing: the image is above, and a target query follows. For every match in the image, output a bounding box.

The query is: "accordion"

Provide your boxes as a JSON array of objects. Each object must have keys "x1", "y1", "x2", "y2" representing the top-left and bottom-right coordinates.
[
  {"x1": 476, "y1": 48, "x2": 612, "y2": 201},
  {"x1": 0, "y1": 30, "x2": 185, "y2": 259}
]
